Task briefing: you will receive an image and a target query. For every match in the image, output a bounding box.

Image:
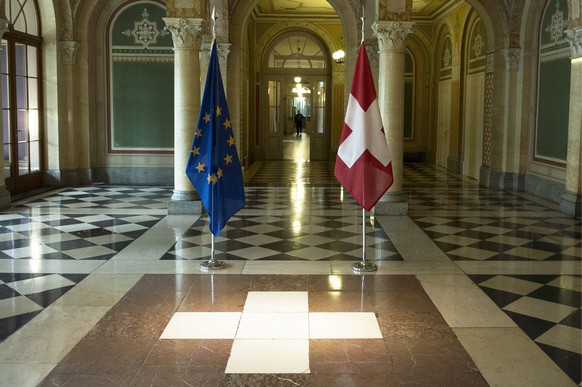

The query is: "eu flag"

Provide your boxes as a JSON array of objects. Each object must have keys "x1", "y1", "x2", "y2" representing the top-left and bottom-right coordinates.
[{"x1": 186, "y1": 40, "x2": 245, "y2": 237}]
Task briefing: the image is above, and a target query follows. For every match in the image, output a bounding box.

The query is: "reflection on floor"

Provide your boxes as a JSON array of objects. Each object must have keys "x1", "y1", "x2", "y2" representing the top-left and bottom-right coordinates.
[{"x1": 0, "y1": 161, "x2": 579, "y2": 386}]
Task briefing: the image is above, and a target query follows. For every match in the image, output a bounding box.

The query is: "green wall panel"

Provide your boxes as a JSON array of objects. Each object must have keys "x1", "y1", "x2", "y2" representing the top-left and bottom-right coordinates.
[
  {"x1": 109, "y1": 1, "x2": 174, "y2": 151},
  {"x1": 536, "y1": 59, "x2": 570, "y2": 160},
  {"x1": 112, "y1": 62, "x2": 174, "y2": 148}
]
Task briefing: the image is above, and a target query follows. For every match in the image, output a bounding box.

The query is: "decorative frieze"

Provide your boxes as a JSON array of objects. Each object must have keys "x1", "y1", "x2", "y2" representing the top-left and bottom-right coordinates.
[
  {"x1": 503, "y1": 47, "x2": 520, "y2": 71},
  {"x1": 166, "y1": 0, "x2": 206, "y2": 19},
  {"x1": 372, "y1": 21, "x2": 414, "y2": 52},
  {"x1": 59, "y1": 41, "x2": 80, "y2": 65},
  {"x1": 565, "y1": 27, "x2": 582, "y2": 58},
  {"x1": 163, "y1": 18, "x2": 204, "y2": 49},
  {"x1": 378, "y1": 0, "x2": 412, "y2": 22}
]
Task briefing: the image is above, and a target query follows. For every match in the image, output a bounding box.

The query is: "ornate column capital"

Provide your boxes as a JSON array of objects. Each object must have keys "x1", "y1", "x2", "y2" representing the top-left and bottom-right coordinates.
[
  {"x1": 502, "y1": 47, "x2": 520, "y2": 71},
  {"x1": 59, "y1": 41, "x2": 80, "y2": 65},
  {"x1": 201, "y1": 42, "x2": 231, "y2": 65},
  {"x1": 565, "y1": 27, "x2": 582, "y2": 58},
  {"x1": 352, "y1": 44, "x2": 379, "y2": 67},
  {"x1": 217, "y1": 43, "x2": 231, "y2": 65},
  {"x1": 372, "y1": 21, "x2": 414, "y2": 52},
  {"x1": 163, "y1": 18, "x2": 204, "y2": 49}
]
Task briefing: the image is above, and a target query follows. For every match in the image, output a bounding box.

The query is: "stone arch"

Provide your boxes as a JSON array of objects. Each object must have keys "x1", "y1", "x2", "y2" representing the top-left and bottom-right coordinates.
[
  {"x1": 433, "y1": 22, "x2": 454, "y2": 167},
  {"x1": 255, "y1": 22, "x2": 338, "y2": 73},
  {"x1": 404, "y1": 32, "x2": 432, "y2": 160},
  {"x1": 459, "y1": 10, "x2": 488, "y2": 178},
  {"x1": 519, "y1": 0, "x2": 551, "y2": 173},
  {"x1": 227, "y1": 0, "x2": 358, "y2": 157},
  {"x1": 462, "y1": 0, "x2": 506, "y2": 52}
]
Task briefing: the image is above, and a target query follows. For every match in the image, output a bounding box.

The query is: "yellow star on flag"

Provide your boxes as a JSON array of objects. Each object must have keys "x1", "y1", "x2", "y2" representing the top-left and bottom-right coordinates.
[
  {"x1": 224, "y1": 154, "x2": 233, "y2": 164},
  {"x1": 191, "y1": 146, "x2": 200, "y2": 156},
  {"x1": 216, "y1": 106, "x2": 222, "y2": 116},
  {"x1": 217, "y1": 168, "x2": 223, "y2": 179},
  {"x1": 196, "y1": 162, "x2": 205, "y2": 173},
  {"x1": 227, "y1": 136, "x2": 235, "y2": 147},
  {"x1": 195, "y1": 128, "x2": 203, "y2": 138},
  {"x1": 203, "y1": 113, "x2": 211, "y2": 123},
  {"x1": 223, "y1": 119, "x2": 231, "y2": 129}
]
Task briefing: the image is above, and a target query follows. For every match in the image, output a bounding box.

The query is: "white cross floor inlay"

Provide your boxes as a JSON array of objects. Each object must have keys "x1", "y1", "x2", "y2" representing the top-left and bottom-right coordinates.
[{"x1": 160, "y1": 291, "x2": 383, "y2": 374}]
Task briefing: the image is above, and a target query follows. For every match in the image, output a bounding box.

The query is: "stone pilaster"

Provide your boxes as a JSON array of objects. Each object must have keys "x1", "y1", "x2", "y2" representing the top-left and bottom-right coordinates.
[
  {"x1": 164, "y1": 17, "x2": 204, "y2": 215},
  {"x1": 502, "y1": 47, "x2": 521, "y2": 189},
  {"x1": 0, "y1": 17, "x2": 10, "y2": 209},
  {"x1": 561, "y1": 28, "x2": 582, "y2": 216},
  {"x1": 479, "y1": 53, "x2": 495, "y2": 187},
  {"x1": 56, "y1": 40, "x2": 92, "y2": 186},
  {"x1": 372, "y1": 21, "x2": 414, "y2": 215}
]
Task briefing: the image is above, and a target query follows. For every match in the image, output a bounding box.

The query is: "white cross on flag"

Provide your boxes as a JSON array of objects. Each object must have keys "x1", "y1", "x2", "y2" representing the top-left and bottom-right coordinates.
[{"x1": 335, "y1": 42, "x2": 393, "y2": 211}]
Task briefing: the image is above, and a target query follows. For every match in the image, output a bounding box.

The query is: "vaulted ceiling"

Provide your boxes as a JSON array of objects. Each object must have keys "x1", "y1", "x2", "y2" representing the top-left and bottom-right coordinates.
[{"x1": 253, "y1": 0, "x2": 459, "y2": 18}]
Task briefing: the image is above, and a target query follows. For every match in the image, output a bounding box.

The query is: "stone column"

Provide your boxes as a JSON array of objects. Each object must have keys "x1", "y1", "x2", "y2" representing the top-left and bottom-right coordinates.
[
  {"x1": 502, "y1": 47, "x2": 521, "y2": 190},
  {"x1": 164, "y1": 18, "x2": 204, "y2": 215},
  {"x1": 561, "y1": 27, "x2": 582, "y2": 216},
  {"x1": 372, "y1": 21, "x2": 414, "y2": 215},
  {"x1": 0, "y1": 17, "x2": 11, "y2": 209},
  {"x1": 200, "y1": 42, "x2": 230, "y2": 94}
]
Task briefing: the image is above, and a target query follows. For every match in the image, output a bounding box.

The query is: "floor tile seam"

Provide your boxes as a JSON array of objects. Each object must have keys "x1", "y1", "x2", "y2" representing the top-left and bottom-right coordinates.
[{"x1": 451, "y1": 326, "x2": 576, "y2": 385}]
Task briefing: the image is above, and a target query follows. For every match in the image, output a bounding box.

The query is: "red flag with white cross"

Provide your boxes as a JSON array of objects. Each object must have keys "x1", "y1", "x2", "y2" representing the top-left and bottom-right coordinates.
[{"x1": 334, "y1": 42, "x2": 393, "y2": 212}]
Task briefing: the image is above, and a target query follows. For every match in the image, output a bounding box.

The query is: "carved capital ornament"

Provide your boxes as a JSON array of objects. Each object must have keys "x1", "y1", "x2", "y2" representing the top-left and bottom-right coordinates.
[
  {"x1": 163, "y1": 18, "x2": 204, "y2": 49},
  {"x1": 372, "y1": 21, "x2": 414, "y2": 52}
]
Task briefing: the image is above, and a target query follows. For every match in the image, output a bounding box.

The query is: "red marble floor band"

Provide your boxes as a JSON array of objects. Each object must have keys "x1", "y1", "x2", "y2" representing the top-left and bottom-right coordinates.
[{"x1": 40, "y1": 274, "x2": 488, "y2": 386}]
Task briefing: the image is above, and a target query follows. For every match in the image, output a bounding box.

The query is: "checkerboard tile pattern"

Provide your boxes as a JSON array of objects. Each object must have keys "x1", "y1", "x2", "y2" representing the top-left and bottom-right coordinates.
[
  {"x1": 0, "y1": 213, "x2": 165, "y2": 260},
  {"x1": 1, "y1": 190, "x2": 169, "y2": 343},
  {"x1": 248, "y1": 160, "x2": 336, "y2": 186},
  {"x1": 0, "y1": 162, "x2": 579, "y2": 385},
  {"x1": 470, "y1": 274, "x2": 581, "y2": 383},
  {"x1": 19, "y1": 186, "x2": 173, "y2": 209},
  {"x1": 163, "y1": 214, "x2": 402, "y2": 261},
  {"x1": 414, "y1": 215, "x2": 581, "y2": 262},
  {"x1": 0, "y1": 273, "x2": 88, "y2": 341}
]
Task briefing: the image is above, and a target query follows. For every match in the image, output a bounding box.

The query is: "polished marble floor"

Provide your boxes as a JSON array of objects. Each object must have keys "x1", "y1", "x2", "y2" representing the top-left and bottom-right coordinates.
[{"x1": 0, "y1": 159, "x2": 579, "y2": 386}]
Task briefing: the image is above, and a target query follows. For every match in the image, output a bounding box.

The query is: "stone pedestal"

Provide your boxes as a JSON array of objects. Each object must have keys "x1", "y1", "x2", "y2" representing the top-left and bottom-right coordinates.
[{"x1": 164, "y1": 18, "x2": 204, "y2": 215}]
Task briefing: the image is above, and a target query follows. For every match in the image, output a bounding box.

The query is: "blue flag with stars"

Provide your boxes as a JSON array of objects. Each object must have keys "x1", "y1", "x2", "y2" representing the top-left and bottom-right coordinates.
[{"x1": 186, "y1": 40, "x2": 245, "y2": 237}]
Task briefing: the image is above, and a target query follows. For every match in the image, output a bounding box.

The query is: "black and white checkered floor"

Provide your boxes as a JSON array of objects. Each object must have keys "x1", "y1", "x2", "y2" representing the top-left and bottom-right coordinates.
[{"x1": 0, "y1": 162, "x2": 580, "y2": 386}]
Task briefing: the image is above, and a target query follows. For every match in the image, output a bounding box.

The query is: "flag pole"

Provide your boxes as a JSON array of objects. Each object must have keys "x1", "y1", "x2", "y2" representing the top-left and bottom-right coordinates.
[
  {"x1": 351, "y1": 3, "x2": 377, "y2": 273},
  {"x1": 352, "y1": 208, "x2": 377, "y2": 272},
  {"x1": 200, "y1": 7, "x2": 224, "y2": 271}
]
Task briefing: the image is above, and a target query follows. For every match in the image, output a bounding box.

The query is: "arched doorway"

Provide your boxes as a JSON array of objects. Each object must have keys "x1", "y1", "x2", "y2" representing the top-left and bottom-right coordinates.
[
  {"x1": 1, "y1": 0, "x2": 44, "y2": 194},
  {"x1": 262, "y1": 32, "x2": 331, "y2": 161}
]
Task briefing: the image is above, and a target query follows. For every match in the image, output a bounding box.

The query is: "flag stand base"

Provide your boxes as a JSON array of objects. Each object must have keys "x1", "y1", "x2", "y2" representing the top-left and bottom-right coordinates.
[
  {"x1": 352, "y1": 260, "x2": 377, "y2": 272},
  {"x1": 200, "y1": 259, "x2": 225, "y2": 271}
]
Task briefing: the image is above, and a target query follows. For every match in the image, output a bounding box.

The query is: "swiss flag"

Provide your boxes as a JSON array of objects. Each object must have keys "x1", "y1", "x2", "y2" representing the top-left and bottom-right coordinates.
[{"x1": 334, "y1": 43, "x2": 393, "y2": 212}]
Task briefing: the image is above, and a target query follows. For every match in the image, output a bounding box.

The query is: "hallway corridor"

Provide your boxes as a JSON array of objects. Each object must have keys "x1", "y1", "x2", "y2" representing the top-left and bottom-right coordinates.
[{"x1": 0, "y1": 162, "x2": 579, "y2": 386}]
